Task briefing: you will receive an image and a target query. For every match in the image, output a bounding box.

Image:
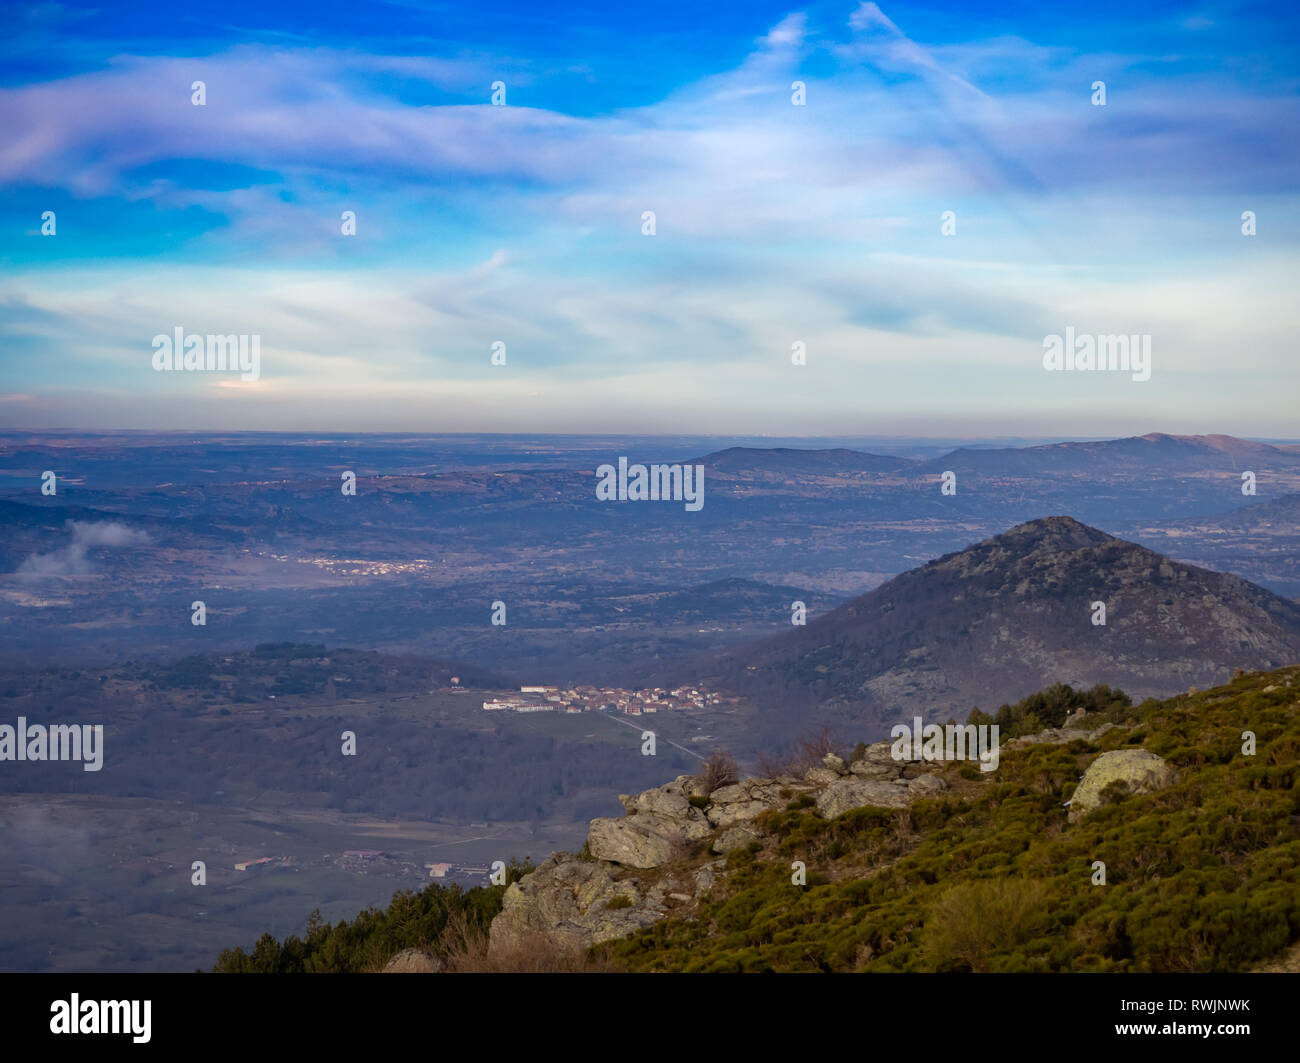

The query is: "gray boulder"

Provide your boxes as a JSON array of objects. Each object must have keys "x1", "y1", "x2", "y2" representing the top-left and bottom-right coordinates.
[
  {"x1": 588, "y1": 815, "x2": 685, "y2": 868},
  {"x1": 858, "y1": 741, "x2": 900, "y2": 765},
  {"x1": 707, "y1": 783, "x2": 746, "y2": 805},
  {"x1": 705, "y1": 779, "x2": 789, "y2": 828},
  {"x1": 804, "y1": 766, "x2": 841, "y2": 786},
  {"x1": 816, "y1": 777, "x2": 912, "y2": 818},
  {"x1": 907, "y1": 773, "x2": 949, "y2": 796},
  {"x1": 381, "y1": 948, "x2": 443, "y2": 973},
  {"x1": 490, "y1": 854, "x2": 663, "y2": 951},
  {"x1": 1068, "y1": 749, "x2": 1177, "y2": 822}
]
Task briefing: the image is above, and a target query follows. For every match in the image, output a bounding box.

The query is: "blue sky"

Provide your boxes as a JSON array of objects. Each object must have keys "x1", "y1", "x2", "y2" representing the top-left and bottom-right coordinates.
[{"x1": 2, "y1": 0, "x2": 1298, "y2": 435}]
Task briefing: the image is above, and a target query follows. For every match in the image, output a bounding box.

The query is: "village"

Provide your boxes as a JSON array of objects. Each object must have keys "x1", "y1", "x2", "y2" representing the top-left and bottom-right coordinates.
[{"x1": 480, "y1": 683, "x2": 731, "y2": 715}]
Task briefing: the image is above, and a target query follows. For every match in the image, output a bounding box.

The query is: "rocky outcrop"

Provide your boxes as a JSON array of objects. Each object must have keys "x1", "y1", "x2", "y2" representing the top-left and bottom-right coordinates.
[
  {"x1": 488, "y1": 720, "x2": 1188, "y2": 957},
  {"x1": 588, "y1": 777, "x2": 714, "y2": 867},
  {"x1": 488, "y1": 753, "x2": 960, "y2": 953},
  {"x1": 1005, "y1": 722, "x2": 1118, "y2": 748},
  {"x1": 490, "y1": 851, "x2": 728, "y2": 951},
  {"x1": 817, "y1": 776, "x2": 930, "y2": 817},
  {"x1": 1068, "y1": 749, "x2": 1177, "y2": 821},
  {"x1": 588, "y1": 814, "x2": 693, "y2": 868},
  {"x1": 706, "y1": 777, "x2": 809, "y2": 829}
]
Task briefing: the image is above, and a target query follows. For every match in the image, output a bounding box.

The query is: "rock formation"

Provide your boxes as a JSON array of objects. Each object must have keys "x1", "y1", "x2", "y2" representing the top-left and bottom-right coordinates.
[
  {"x1": 489, "y1": 744, "x2": 949, "y2": 953},
  {"x1": 487, "y1": 727, "x2": 1182, "y2": 957}
]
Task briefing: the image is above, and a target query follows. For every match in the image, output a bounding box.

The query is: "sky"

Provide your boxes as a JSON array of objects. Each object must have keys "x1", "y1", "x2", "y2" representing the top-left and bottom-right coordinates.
[{"x1": 1, "y1": 0, "x2": 1298, "y2": 436}]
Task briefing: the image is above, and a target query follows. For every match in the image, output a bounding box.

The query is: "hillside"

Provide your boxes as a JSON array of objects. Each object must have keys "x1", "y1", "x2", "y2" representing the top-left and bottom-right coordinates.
[
  {"x1": 1118, "y1": 493, "x2": 1300, "y2": 598},
  {"x1": 607, "y1": 666, "x2": 1300, "y2": 972},
  {"x1": 216, "y1": 667, "x2": 1300, "y2": 973},
  {"x1": 702, "y1": 516, "x2": 1300, "y2": 735}
]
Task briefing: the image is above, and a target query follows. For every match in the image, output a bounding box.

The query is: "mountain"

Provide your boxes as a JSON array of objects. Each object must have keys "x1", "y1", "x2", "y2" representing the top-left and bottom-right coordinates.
[
  {"x1": 702, "y1": 515, "x2": 1300, "y2": 733},
  {"x1": 919, "y1": 432, "x2": 1300, "y2": 476},
  {"x1": 693, "y1": 446, "x2": 913, "y2": 475}
]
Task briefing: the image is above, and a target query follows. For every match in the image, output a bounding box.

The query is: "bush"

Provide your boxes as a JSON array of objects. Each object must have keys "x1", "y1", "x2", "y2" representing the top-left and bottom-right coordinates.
[
  {"x1": 920, "y1": 878, "x2": 1049, "y2": 972},
  {"x1": 756, "y1": 725, "x2": 844, "y2": 777},
  {"x1": 702, "y1": 750, "x2": 739, "y2": 793},
  {"x1": 440, "y1": 911, "x2": 618, "y2": 973}
]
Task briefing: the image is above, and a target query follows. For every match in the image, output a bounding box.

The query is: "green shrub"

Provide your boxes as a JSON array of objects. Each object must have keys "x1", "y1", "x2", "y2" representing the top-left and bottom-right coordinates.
[{"x1": 919, "y1": 877, "x2": 1050, "y2": 972}]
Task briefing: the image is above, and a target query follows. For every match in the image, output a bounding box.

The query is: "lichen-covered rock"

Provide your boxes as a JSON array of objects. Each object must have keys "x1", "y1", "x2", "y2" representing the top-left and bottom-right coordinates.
[
  {"x1": 1006, "y1": 722, "x2": 1117, "y2": 748},
  {"x1": 489, "y1": 849, "x2": 728, "y2": 953},
  {"x1": 693, "y1": 859, "x2": 724, "y2": 896},
  {"x1": 623, "y1": 779, "x2": 704, "y2": 818},
  {"x1": 850, "y1": 759, "x2": 901, "y2": 780},
  {"x1": 816, "y1": 776, "x2": 912, "y2": 817},
  {"x1": 704, "y1": 778, "x2": 790, "y2": 828},
  {"x1": 1068, "y1": 749, "x2": 1177, "y2": 821},
  {"x1": 707, "y1": 783, "x2": 746, "y2": 805},
  {"x1": 631, "y1": 789, "x2": 691, "y2": 818},
  {"x1": 858, "y1": 741, "x2": 899, "y2": 765},
  {"x1": 804, "y1": 766, "x2": 841, "y2": 786},
  {"x1": 683, "y1": 775, "x2": 711, "y2": 799},
  {"x1": 822, "y1": 753, "x2": 847, "y2": 773},
  {"x1": 489, "y1": 854, "x2": 664, "y2": 951},
  {"x1": 587, "y1": 814, "x2": 685, "y2": 868},
  {"x1": 381, "y1": 948, "x2": 443, "y2": 973},
  {"x1": 712, "y1": 825, "x2": 762, "y2": 854},
  {"x1": 592, "y1": 777, "x2": 714, "y2": 868},
  {"x1": 706, "y1": 799, "x2": 771, "y2": 829},
  {"x1": 907, "y1": 773, "x2": 949, "y2": 796}
]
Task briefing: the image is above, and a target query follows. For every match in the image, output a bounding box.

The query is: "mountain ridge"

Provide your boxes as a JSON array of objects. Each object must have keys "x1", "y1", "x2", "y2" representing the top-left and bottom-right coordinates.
[{"x1": 700, "y1": 514, "x2": 1300, "y2": 735}]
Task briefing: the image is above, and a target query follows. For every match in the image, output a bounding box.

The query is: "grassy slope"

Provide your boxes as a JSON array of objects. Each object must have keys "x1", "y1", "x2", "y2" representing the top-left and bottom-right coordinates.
[{"x1": 611, "y1": 667, "x2": 1300, "y2": 972}]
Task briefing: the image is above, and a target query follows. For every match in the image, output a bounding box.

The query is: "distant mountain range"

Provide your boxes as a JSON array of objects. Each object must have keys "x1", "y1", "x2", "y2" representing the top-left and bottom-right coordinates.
[
  {"x1": 915, "y1": 432, "x2": 1300, "y2": 474},
  {"x1": 692, "y1": 446, "x2": 911, "y2": 475},
  {"x1": 701, "y1": 515, "x2": 1300, "y2": 737},
  {"x1": 695, "y1": 432, "x2": 1300, "y2": 478}
]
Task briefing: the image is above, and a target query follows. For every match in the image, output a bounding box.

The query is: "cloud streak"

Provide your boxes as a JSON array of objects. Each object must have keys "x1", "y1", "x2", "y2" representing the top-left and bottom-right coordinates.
[{"x1": 1, "y1": 4, "x2": 1298, "y2": 433}]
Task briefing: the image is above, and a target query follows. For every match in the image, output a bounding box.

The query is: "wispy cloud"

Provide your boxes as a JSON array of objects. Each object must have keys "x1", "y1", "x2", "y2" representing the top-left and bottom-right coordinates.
[{"x1": 1, "y1": 3, "x2": 1297, "y2": 433}]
